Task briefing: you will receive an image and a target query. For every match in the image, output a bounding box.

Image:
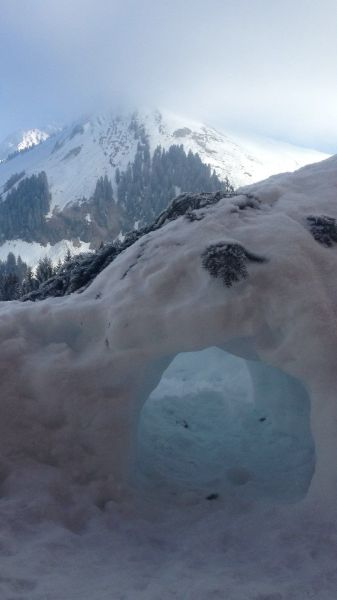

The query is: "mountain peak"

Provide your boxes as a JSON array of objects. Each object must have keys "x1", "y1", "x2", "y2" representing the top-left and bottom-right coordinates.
[
  {"x1": 0, "y1": 125, "x2": 62, "y2": 163},
  {"x1": 0, "y1": 109, "x2": 329, "y2": 207},
  {"x1": 0, "y1": 108, "x2": 330, "y2": 268}
]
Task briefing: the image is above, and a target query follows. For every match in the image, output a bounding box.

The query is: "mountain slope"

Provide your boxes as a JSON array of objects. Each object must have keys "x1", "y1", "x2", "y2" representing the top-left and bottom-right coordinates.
[
  {"x1": 0, "y1": 109, "x2": 329, "y2": 208},
  {"x1": 0, "y1": 109, "x2": 330, "y2": 267}
]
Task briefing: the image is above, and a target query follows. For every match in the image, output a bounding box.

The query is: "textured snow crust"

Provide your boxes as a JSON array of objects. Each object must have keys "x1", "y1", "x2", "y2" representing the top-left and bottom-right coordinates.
[{"x1": 1, "y1": 156, "x2": 337, "y2": 597}]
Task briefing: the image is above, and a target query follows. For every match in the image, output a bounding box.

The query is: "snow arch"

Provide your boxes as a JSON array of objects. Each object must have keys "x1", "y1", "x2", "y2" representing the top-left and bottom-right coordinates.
[
  {"x1": 1, "y1": 165, "x2": 337, "y2": 509},
  {"x1": 138, "y1": 347, "x2": 314, "y2": 500}
]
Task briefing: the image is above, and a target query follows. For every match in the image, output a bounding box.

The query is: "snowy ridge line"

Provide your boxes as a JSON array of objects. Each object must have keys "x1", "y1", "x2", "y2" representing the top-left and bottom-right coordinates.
[
  {"x1": 22, "y1": 189, "x2": 234, "y2": 301},
  {"x1": 0, "y1": 109, "x2": 329, "y2": 213},
  {"x1": 0, "y1": 126, "x2": 60, "y2": 163}
]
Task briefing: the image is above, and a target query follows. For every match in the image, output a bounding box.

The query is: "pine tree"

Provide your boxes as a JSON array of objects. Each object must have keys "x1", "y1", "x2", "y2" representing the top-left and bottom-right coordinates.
[
  {"x1": 22, "y1": 266, "x2": 38, "y2": 295},
  {"x1": 0, "y1": 273, "x2": 20, "y2": 300},
  {"x1": 0, "y1": 172, "x2": 50, "y2": 242},
  {"x1": 55, "y1": 258, "x2": 63, "y2": 273},
  {"x1": 116, "y1": 140, "x2": 228, "y2": 228},
  {"x1": 64, "y1": 248, "x2": 72, "y2": 262},
  {"x1": 36, "y1": 256, "x2": 54, "y2": 284}
]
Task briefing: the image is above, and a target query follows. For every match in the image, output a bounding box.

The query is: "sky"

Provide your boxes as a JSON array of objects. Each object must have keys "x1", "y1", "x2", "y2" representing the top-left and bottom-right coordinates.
[{"x1": 1, "y1": 0, "x2": 337, "y2": 151}]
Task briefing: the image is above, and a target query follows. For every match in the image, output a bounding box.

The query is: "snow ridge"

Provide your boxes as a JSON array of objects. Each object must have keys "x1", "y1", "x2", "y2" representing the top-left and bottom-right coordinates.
[
  {"x1": 0, "y1": 128, "x2": 53, "y2": 163},
  {"x1": 0, "y1": 109, "x2": 329, "y2": 211}
]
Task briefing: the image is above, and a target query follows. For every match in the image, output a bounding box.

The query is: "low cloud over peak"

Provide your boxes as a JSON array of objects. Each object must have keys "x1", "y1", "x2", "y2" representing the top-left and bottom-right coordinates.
[{"x1": 1, "y1": 0, "x2": 337, "y2": 151}]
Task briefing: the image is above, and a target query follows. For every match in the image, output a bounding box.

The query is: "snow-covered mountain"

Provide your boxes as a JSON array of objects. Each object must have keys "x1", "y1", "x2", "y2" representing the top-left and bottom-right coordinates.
[
  {"x1": 0, "y1": 109, "x2": 329, "y2": 206},
  {"x1": 0, "y1": 127, "x2": 58, "y2": 163},
  {"x1": 0, "y1": 109, "x2": 330, "y2": 267}
]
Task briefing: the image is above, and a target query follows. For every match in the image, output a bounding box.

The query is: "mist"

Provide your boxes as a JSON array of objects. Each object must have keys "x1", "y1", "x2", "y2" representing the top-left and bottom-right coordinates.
[{"x1": 1, "y1": 0, "x2": 337, "y2": 151}]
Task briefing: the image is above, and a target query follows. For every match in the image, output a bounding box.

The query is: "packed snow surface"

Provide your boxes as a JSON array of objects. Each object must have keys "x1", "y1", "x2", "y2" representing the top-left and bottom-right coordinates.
[{"x1": 2, "y1": 156, "x2": 337, "y2": 597}]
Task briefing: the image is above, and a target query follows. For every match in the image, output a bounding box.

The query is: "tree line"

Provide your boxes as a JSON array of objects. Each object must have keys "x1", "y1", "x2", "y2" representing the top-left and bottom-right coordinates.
[
  {"x1": 0, "y1": 172, "x2": 50, "y2": 242},
  {"x1": 116, "y1": 141, "x2": 233, "y2": 227},
  {"x1": 0, "y1": 250, "x2": 73, "y2": 301},
  {"x1": 0, "y1": 145, "x2": 231, "y2": 244}
]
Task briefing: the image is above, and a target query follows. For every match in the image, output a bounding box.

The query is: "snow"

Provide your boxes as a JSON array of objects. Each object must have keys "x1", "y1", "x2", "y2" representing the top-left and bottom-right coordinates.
[
  {"x1": 0, "y1": 113, "x2": 140, "y2": 211},
  {"x1": 16, "y1": 128, "x2": 50, "y2": 152},
  {"x1": 117, "y1": 230, "x2": 125, "y2": 243},
  {"x1": 0, "y1": 109, "x2": 330, "y2": 212},
  {"x1": 1, "y1": 155, "x2": 337, "y2": 597},
  {"x1": 0, "y1": 127, "x2": 52, "y2": 162},
  {"x1": 146, "y1": 109, "x2": 330, "y2": 188},
  {"x1": 0, "y1": 238, "x2": 91, "y2": 267},
  {"x1": 138, "y1": 348, "x2": 313, "y2": 497}
]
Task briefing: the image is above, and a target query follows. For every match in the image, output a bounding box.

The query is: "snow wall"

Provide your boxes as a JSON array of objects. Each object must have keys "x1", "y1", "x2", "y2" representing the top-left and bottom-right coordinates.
[{"x1": 1, "y1": 155, "x2": 337, "y2": 514}]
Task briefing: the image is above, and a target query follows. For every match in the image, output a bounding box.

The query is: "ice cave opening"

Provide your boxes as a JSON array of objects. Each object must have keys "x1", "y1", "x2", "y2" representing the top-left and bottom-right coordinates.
[{"x1": 137, "y1": 347, "x2": 315, "y2": 501}]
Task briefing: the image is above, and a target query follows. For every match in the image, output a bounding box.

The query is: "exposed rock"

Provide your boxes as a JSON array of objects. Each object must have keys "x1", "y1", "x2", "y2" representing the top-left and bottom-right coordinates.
[
  {"x1": 201, "y1": 242, "x2": 267, "y2": 287},
  {"x1": 307, "y1": 214, "x2": 337, "y2": 246}
]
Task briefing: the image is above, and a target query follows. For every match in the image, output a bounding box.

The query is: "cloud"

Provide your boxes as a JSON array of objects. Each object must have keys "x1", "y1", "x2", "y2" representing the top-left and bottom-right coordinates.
[{"x1": 1, "y1": 0, "x2": 337, "y2": 150}]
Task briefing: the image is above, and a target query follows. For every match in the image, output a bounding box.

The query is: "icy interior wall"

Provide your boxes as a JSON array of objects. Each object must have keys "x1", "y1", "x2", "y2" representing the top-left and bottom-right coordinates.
[
  {"x1": 0, "y1": 155, "x2": 337, "y2": 510},
  {"x1": 138, "y1": 348, "x2": 314, "y2": 500}
]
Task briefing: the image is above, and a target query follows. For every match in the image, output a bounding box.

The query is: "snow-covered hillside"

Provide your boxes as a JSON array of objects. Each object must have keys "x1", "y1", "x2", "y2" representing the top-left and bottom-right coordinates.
[
  {"x1": 0, "y1": 238, "x2": 90, "y2": 266},
  {"x1": 0, "y1": 109, "x2": 329, "y2": 210},
  {"x1": 0, "y1": 156, "x2": 337, "y2": 597},
  {"x1": 0, "y1": 109, "x2": 329, "y2": 269}
]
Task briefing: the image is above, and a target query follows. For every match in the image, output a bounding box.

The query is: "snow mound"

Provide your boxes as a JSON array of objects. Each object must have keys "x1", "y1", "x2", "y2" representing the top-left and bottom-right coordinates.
[
  {"x1": 2, "y1": 154, "x2": 337, "y2": 500},
  {"x1": 1, "y1": 155, "x2": 337, "y2": 597}
]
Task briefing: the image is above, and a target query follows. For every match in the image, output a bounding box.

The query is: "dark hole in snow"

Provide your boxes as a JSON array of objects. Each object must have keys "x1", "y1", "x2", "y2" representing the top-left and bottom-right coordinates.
[
  {"x1": 137, "y1": 347, "x2": 315, "y2": 501},
  {"x1": 206, "y1": 493, "x2": 219, "y2": 501},
  {"x1": 176, "y1": 419, "x2": 189, "y2": 429}
]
